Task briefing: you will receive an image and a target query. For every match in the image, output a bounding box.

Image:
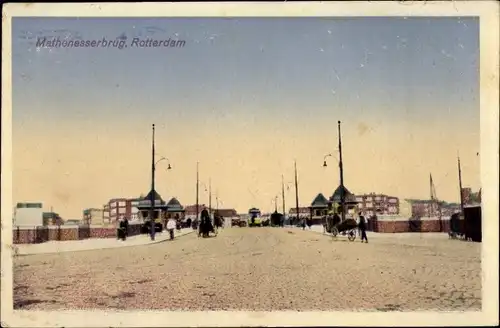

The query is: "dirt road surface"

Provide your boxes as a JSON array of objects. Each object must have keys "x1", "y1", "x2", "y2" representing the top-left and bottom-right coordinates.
[{"x1": 13, "y1": 227, "x2": 481, "y2": 311}]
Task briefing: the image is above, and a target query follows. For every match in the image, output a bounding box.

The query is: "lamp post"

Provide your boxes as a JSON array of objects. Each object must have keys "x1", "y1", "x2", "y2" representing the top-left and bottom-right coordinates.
[
  {"x1": 149, "y1": 124, "x2": 172, "y2": 241},
  {"x1": 196, "y1": 162, "x2": 199, "y2": 225},
  {"x1": 149, "y1": 124, "x2": 156, "y2": 241},
  {"x1": 281, "y1": 175, "x2": 286, "y2": 216},
  {"x1": 338, "y1": 121, "x2": 346, "y2": 222},
  {"x1": 457, "y1": 152, "x2": 464, "y2": 217},
  {"x1": 294, "y1": 160, "x2": 300, "y2": 227},
  {"x1": 200, "y1": 180, "x2": 214, "y2": 218},
  {"x1": 281, "y1": 177, "x2": 294, "y2": 225},
  {"x1": 323, "y1": 121, "x2": 345, "y2": 222}
]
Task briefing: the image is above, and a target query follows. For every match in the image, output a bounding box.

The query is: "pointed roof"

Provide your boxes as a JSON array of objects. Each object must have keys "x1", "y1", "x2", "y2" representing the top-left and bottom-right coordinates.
[
  {"x1": 166, "y1": 197, "x2": 184, "y2": 212},
  {"x1": 143, "y1": 190, "x2": 163, "y2": 202},
  {"x1": 311, "y1": 193, "x2": 329, "y2": 207},
  {"x1": 329, "y1": 185, "x2": 358, "y2": 204},
  {"x1": 167, "y1": 197, "x2": 182, "y2": 208}
]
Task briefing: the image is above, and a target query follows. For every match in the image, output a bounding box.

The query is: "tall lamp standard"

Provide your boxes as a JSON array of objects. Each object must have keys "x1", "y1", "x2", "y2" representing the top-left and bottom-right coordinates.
[
  {"x1": 323, "y1": 121, "x2": 346, "y2": 222},
  {"x1": 294, "y1": 160, "x2": 300, "y2": 226},
  {"x1": 149, "y1": 124, "x2": 157, "y2": 241},
  {"x1": 149, "y1": 124, "x2": 172, "y2": 241}
]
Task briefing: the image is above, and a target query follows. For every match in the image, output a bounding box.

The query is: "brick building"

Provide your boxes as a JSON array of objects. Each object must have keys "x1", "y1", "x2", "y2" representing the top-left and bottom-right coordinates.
[
  {"x1": 82, "y1": 208, "x2": 106, "y2": 225},
  {"x1": 408, "y1": 199, "x2": 463, "y2": 218},
  {"x1": 462, "y1": 187, "x2": 481, "y2": 206},
  {"x1": 42, "y1": 212, "x2": 64, "y2": 226},
  {"x1": 355, "y1": 193, "x2": 399, "y2": 216},
  {"x1": 106, "y1": 193, "x2": 159, "y2": 223},
  {"x1": 184, "y1": 204, "x2": 237, "y2": 220},
  {"x1": 288, "y1": 207, "x2": 310, "y2": 219}
]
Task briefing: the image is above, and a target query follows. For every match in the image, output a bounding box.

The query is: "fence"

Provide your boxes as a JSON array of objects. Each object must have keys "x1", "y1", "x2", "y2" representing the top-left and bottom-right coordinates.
[
  {"x1": 307, "y1": 216, "x2": 452, "y2": 233},
  {"x1": 12, "y1": 223, "x2": 144, "y2": 245}
]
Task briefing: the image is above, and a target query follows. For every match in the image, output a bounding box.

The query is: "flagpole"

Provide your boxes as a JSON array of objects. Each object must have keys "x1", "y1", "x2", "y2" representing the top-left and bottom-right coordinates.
[
  {"x1": 458, "y1": 153, "x2": 465, "y2": 216},
  {"x1": 209, "y1": 178, "x2": 212, "y2": 219},
  {"x1": 281, "y1": 174, "x2": 286, "y2": 216},
  {"x1": 196, "y1": 162, "x2": 199, "y2": 224},
  {"x1": 294, "y1": 161, "x2": 299, "y2": 226}
]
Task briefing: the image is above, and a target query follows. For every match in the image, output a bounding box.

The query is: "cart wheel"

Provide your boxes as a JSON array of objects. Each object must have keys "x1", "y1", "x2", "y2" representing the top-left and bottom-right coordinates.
[
  {"x1": 332, "y1": 227, "x2": 339, "y2": 237},
  {"x1": 348, "y1": 230, "x2": 356, "y2": 241}
]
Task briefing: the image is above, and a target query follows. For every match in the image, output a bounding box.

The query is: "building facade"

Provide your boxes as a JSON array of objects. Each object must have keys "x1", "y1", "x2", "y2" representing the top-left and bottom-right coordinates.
[
  {"x1": 355, "y1": 193, "x2": 399, "y2": 216},
  {"x1": 106, "y1": 196, "x2": 144, "y2": 223},
  {"x1": 288, "y1": 207, "x2": 310, "y2": 218},
  {"x1": 407, "y1": 199, "x2": 461, "y2": 218},
  {"x1": 43, "y1": 212, "x2": 64, "y2": 226},
  {"x1": 14, "y1": 202, "x2": 44, "y2": 227},
  {"x1": 184, "y1": 204, "x2": 237, "y2": 220},
  {"x1": 82, "y1": 208, "x2": 106, "y2": 225}
]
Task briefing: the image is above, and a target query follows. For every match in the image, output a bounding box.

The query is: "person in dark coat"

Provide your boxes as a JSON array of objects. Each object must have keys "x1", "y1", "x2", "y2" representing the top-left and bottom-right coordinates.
[
  {"x1": 358, "y1": 213, "x2": 368, "y2": 243},
  {"x1": 306, "y1": 218, "x2": 312, "y2": 229},
  {"x1": 175, "y1": 214, "x2": 182, "y2": 232},
  {"x1": 123, "y1": 217, "x2": 129, "y2": 237},
  {"x1": 332, "y1": 213, "x2": 341, "y2": 227},
  {"x1": 117, "y1": 217, "x2": 127, "y2": 241}
]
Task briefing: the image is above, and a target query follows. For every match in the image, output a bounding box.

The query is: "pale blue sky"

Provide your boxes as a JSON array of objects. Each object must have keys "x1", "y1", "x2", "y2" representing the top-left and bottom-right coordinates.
[
  {"x1": 13, "y1": 17, "x2": 479, "y2": 126},
  {"x1": 11, "y1": 17, "x2": 480, "y2": 216}
]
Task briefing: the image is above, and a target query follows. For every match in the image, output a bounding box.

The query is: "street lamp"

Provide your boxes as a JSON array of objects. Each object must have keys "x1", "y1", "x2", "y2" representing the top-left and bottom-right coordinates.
[
  {"x1": 281, "y1": 178, "x2": 294, "y2": 225},
  {"x1": 149, "y1": 124, "x2": 174, "y2": 241},
  {"x1": 200, "y1": 180, "x2": 213, "y2": 217},
  {"x1": 323, "y1": 154, "x2": 332, "y2": 167},
  {"x1": 323, "y1": 121, "x2": 346, "y2": 222},
  {"x1": 155, "y1": 156, "x2": 172, "y2": 170}
]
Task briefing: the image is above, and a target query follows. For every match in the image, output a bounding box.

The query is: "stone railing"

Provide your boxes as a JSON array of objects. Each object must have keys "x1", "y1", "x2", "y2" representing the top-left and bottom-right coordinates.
[{"x1": 12, "y1": 223, "x2": 144, "y2": 244}]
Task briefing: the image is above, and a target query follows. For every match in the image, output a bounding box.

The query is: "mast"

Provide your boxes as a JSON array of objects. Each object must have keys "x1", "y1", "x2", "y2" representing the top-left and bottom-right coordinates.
[
  {"x1": 209, "y1": 178, "x2": 212, "y2": 218},
  {"x1": 281, "y1": 174, "x2": 286, "y2": 216},
  {"x1": 294, "y1": 161, "x2": 300, "y2": 225},
  {"x1": 430, "y1": 173, "x2": 442, "y2": 231},
  {"x1": 338, "y1": 121, "x2": 346, "y2": 222},
  {"x1": 196, "y1": 162, "x2": 199, "y2": 222},
  {"x1": 274, "y1": 195, "x2": 278, "y2": 212},
  {"x1": 458, "y1": 153, "x2": 465, "y2": 216},
  {"x1": 429, "y1": 173, "x2": 434, "y2": 217},
  {"x1": 216, "y1": 191, "x2": 219, "y2": 213}
]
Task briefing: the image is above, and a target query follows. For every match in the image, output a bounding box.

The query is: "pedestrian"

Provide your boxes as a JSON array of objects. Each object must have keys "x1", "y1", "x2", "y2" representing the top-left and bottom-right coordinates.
[
  {"x1": 175, "y1": 214, "x2": 181, "y2": 232},
  {"x1": 166, "y1": 216, "x2": 177, "y2": 240},
  {"x1": 117, "y1": 216, "x2": 127, "y2": 241},
  {"x1": 358, "y1": 213, "x2": 368, "y2": 243},
  {"x1": 123, "y1": 216, "x2": 129, "y2": 238},
  {"x1": 355, "y1": 212, "x2": 362, "y2": 237}
]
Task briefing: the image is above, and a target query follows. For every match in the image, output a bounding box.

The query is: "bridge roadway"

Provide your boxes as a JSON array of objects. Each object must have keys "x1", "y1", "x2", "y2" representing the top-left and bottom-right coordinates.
[{"x1": 13, "y1": 227, "x2": 481, "y2": 311}]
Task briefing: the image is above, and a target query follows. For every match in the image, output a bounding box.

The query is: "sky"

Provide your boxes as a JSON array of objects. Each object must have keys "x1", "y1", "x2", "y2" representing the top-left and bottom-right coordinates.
[{"x1": 12, "y1": 17, "x2": 480, "y2": 218}]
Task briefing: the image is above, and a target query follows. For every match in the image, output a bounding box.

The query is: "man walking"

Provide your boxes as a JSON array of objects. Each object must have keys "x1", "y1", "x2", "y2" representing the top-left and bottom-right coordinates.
[
  {"x1": 166, "y1": 217, "x2": 177, "y2": 240},
  {"x1": 358, "y1": 213, "x2": 368, "y2": 243}
]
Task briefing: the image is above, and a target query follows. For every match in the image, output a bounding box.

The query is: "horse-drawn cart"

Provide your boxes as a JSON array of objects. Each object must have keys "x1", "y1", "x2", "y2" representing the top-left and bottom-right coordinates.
[{"x1": 325, "y1": 216, "x2": 358, "y2": 241}]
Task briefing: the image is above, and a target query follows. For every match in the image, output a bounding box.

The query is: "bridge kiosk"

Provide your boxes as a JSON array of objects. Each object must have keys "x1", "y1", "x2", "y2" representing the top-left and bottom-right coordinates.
[
  {"x1": 328, "y1": 185, "x2": 359, "y2": 220},
  {"x1": 137, "y1": 190, "x2": 169, "y2": 233}
]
